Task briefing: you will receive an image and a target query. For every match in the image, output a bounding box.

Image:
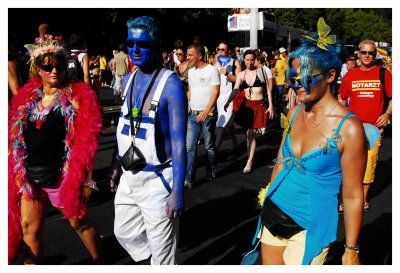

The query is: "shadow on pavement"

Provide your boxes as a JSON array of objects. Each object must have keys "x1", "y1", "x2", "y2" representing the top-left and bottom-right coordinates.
[
  {"x1": 369, "y1": 156, "x2": 392, "y2": 200},
  {"x1": 325, "y1": 213, "x2": 392, "y2": 265},
  {"x1": 178, "y1": 189, "x2": 260, "y2": 264}
]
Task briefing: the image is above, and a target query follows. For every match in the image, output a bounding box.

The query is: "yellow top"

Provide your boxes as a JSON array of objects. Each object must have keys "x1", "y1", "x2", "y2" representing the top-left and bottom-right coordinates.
[
  {"x1": 99, "y1": 56, "x2": 107, "y2": 70},
  {"x1": 274, "y1": 53, "x2": 288, "y2": 85}
]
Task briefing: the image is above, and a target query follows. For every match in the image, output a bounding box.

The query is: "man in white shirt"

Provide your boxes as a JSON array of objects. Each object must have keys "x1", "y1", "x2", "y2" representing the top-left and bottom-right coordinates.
[{"x1": 185, "y1": 43, "x2": 220, "y2": 189}]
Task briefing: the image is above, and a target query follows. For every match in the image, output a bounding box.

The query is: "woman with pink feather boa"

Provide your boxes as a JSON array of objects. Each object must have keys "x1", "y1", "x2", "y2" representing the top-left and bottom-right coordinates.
[{"x1": 8, "y1": 35, "x2": 103, "y2": 264}]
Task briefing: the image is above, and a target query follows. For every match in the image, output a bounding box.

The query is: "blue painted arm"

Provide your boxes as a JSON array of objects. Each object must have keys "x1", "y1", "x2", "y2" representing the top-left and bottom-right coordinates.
[{"x1": 159, "y1": 73, "x2": 187, "y2": 218}]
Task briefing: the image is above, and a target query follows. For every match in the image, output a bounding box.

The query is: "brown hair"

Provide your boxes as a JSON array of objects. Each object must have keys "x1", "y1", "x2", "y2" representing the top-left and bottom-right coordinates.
[
  {"x1": 187, "y1": 43, "x2": 205, "y2": 58},
  {"x1": 32, "y1": 52, "x2": 67, "y2": 79}
]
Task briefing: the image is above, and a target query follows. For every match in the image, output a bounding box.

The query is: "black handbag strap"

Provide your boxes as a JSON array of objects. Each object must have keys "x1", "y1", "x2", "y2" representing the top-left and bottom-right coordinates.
[{"x1": 128, "y1": 68, "x2": 161, "y2": 141}]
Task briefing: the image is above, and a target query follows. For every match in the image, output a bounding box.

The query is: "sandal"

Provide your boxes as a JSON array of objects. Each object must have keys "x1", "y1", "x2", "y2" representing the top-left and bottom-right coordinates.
[
  {"x1": 338, "y1": 203, "x2": 344, "y2": 213},
  {"x1": 363, "y1": 201, "x2": 370, "y2": 211},
  {"x1": 243, "y1": 161, "x2": 253, "y2": 174}
]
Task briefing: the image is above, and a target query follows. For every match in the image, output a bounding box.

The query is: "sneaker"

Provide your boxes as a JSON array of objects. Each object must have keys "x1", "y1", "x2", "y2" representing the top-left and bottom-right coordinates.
[
  {"x1": 203, "y1": 171, "x2": 216, "y2": 182},
  {"x1": 184, "y1": 180, "x2": 193, "y2": 189}
]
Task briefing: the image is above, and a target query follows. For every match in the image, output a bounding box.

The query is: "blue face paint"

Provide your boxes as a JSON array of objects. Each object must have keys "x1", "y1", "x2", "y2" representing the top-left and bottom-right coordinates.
[
  {"x1": 305, "y1": 73, "x2": 323, "y2": 94},
  {"x1": 289, "y1": 68, "x2": 324, "y2": 95},
  {"x1": 127, "y1": 29, "x2": 157, "y2": 69}
]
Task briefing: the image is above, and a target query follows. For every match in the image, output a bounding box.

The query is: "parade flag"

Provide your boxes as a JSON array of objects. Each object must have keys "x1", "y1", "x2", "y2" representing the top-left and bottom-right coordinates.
[
  {"x1": 218, "y1": 56, "x2": 231, "y2": 67},
  {"x1": 376, "y1": 47, "x2": 388, "y2": 60}
]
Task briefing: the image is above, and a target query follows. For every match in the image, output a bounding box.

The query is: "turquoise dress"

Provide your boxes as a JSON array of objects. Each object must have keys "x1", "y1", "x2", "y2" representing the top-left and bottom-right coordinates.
[{"x1": 265, "y1": 105, "x2": 355, "y2": 264}]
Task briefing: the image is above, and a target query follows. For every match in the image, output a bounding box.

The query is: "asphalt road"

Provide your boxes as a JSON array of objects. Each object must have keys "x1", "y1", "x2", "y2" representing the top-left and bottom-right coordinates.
[{"x1": 11, "y1": 88, "x2": 392, "y2": 265}]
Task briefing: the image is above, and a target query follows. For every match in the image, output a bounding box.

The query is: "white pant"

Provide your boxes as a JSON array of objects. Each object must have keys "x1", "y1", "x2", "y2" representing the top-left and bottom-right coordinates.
[
  {"x1": 114, "y1": 173, "x2": 178, "y2": 264},
  {"x1": 113, "y1": 74, "x2": 124, "y2": 96}
]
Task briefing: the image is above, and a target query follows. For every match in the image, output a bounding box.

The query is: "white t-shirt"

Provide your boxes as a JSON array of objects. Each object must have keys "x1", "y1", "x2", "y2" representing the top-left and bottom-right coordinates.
[
  {"x1": 263, "y1": 65, "x2": 273, "y2": 79},
  {"x1": 188, "y1": 64, "x2": 220, "y2": 111}
]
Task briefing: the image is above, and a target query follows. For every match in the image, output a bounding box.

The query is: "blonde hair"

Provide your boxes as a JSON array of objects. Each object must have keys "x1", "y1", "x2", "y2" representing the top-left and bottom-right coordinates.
[{"x1": 358, "y1": 40, "x2": 376, "y2": 50}]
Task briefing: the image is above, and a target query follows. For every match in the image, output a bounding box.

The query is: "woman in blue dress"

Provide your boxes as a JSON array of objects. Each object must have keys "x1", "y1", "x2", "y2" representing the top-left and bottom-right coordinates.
[{"x1": 260, "y1": 18, "x2": 367, "y2": 265}]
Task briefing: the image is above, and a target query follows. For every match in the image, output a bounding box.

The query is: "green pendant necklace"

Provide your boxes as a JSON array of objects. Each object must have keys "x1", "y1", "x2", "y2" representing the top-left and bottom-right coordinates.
[
  {"x1": 131, "y1": 70, "x2": 156, "y2": 118},
  {"x1": 132, "y1": 104, "x2": 139, "y2": 118}
]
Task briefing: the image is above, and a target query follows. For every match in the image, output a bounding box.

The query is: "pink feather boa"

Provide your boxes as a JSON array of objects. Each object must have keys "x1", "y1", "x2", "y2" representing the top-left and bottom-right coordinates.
[{"x1": 8, "y1": 78, "x2": 102, "y2": 263}]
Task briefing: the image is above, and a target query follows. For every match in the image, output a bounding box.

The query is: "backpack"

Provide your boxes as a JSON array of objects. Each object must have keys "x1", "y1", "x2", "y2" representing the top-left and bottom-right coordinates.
[
  {"x1": 379, "y1": 66, "x2": 390, "y2": 110},
  {"x1": 67, "y1": 51, "x2": 84, "y2": 81}
]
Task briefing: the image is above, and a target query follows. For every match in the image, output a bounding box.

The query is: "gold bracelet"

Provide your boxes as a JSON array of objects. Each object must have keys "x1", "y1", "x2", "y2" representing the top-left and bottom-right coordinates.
[
  {"x1": 385, "y1": 112, "x2": 391, "y2": 117},
  {"x1": 344, "y1": 244, "x2": 360, "y2": 254}
]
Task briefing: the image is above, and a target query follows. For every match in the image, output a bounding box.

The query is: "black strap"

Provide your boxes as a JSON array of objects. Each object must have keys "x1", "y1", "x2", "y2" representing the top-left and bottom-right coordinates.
[
  {"x1": 379, "y1": 66, "x2": 386, "y2": 96},
  {"x1": 128, "y1": 68, "x2": 161, "y2": 140},
  {"x1": 379, "y1": 66, "x2": 391, "y2": 111}
]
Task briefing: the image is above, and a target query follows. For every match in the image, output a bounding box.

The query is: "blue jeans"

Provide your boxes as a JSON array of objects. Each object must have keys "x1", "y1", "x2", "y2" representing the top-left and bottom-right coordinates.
[
  {"x1": 185, "y1": 114, "x2": 216, "y2": 183},
  {"x1": 276, "y1": 85, "x2": 285, "y2": 105}
]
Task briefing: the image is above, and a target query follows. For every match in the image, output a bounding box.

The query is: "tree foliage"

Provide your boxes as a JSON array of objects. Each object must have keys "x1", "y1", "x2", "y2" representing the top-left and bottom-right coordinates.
[{"x1": 275, "y1": 8, "x2": 392, "y2": 45}]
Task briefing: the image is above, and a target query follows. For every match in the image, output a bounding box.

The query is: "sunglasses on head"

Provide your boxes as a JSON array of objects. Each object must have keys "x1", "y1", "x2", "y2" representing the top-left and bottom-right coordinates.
[
  {"x1": 360, "y1": 50, "x2": 376, "y2": 56},
  {"x1": 126, "y1": 40, "x2": 155, "y2": 49},
  {"x1": 217, "y1": 48, "x2": 227, "y2": 52},
  {"x1": 39, "y1": 63, "x2": 66, "y2": 72}
]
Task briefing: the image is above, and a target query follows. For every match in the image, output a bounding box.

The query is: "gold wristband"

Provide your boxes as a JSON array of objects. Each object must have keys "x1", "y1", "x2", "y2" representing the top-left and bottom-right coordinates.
[
  {"x1": 344, "y1": 244, "x2": 360, "y2": 254},
  {"x1": 385, "y1": 112, "x2": 391, "y2": 117}
]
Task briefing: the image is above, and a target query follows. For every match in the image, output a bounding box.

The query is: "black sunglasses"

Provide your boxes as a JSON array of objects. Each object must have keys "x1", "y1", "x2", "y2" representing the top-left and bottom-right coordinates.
[
  {"x1": 40, "y1": 63, "x2": 66, "y2": 72},
  {"x1": 175, "y1": 52, "x2": 185, "y2": 56},
  {"x1": 126, "y1": 39, "x2": 155, "y2": 49},
  {"x1": 360, "y1": 51, "x2": 376, "y2": 56},
  {"x1": 217, "y1": 48, "x2": 227, "y2": 52}
]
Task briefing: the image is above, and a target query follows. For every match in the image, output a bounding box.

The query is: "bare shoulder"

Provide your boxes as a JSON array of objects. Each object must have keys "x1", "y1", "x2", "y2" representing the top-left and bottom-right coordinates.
[
  {"x1": 339, "y1": 109, "x2": 365, "y2": 143},
  {"x1": 165, "y1": 70, "x2": 184, "y2": 87},
  {"x1": 162, "y1": 71, "x2": 185, "y2": 99},
  {"x1": 237, "y1": 70, "x2": 245, "y2": 77},
  {"x1": 286, "y1": 104, "x2": 302, "y2": 121}
]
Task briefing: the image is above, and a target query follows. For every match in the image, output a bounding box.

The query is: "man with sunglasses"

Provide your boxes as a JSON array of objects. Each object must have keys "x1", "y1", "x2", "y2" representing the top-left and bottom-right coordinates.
[
  {"x1": 109, "y1": 16, "x2": 187, "y2": 265},
  {"x1": 338, "y1": 39, "x2": 392, "y2": 212}
]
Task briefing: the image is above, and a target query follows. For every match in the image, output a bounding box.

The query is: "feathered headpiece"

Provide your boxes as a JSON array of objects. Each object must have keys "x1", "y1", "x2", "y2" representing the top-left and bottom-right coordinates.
[
  {"x1": 24, "y1": 34, "x2": 69, "y2": 78},
  {"x1": 24, "y1": 34, "x2": 68, "y2": 59}
]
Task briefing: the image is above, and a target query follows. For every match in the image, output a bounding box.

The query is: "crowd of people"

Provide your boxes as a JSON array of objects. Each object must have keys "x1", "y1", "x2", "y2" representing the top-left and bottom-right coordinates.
[{"x1": 8, "y1": 15, "x2": 392, "y2": 266}]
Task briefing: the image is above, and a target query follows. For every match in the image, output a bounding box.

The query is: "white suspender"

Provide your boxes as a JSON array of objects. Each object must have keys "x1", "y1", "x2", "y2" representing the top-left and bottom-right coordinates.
[{"x1": 149, "y1": 70, "x2": 174, "y2": 118}]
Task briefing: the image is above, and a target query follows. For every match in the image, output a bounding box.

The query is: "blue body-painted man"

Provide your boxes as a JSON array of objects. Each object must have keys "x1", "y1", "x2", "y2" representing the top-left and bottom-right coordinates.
[{"x1": 107, "y1": 16, "x2": 187, "y2": 265}]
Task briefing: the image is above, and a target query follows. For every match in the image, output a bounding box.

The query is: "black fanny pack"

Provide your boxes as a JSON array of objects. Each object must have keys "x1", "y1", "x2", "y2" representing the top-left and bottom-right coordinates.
[
  {"x1": 26, "y1": 165, "x2": 62, "y2": 187},
  {"x1": 261, "y1": 198, "x2": 304, "y2": 239}
]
